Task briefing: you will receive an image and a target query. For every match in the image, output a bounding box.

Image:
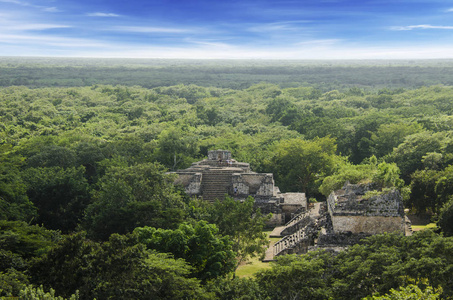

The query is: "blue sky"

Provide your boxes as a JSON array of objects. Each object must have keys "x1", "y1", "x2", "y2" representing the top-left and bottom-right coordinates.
[{"x1": 2, "y1": 0, "x2": 453, "y2": 59}]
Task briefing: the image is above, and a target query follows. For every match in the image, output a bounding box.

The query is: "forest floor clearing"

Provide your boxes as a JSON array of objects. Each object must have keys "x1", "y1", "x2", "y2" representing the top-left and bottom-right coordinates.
[
  {"x1": 235, "y1": 231, "x2": 281, "y2": 278},
  {"x1": 411, "y1": 223, "x2": 437, "y2": 231}
]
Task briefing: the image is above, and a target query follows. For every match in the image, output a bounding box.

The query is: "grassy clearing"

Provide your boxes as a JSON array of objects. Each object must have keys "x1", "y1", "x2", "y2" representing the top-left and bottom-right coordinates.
[
  {"x1": 235, "y1": 231, "x2": 281, "y2": 278},
  {"x1": 412, "y1": 223, "x2": 437, "y2": 231}
]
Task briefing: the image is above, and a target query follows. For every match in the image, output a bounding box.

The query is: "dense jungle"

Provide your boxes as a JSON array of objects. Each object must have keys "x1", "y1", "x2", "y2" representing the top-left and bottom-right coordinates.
[{"x1": 1, "y1": 58, "x2": 453, "y2": 299}]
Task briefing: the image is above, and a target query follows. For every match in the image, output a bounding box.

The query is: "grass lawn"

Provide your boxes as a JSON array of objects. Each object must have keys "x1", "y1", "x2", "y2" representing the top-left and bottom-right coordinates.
[
  {"x1": 412, "y1": 223, "x2": 437, "y2": 231},
  {"x1": 235, "y1": 231, "x2": 281, "y2": 278}
]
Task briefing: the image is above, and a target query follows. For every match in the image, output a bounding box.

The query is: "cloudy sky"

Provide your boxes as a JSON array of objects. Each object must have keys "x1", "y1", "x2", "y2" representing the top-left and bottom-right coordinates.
[{"x1": 2, "y1": 0, "x2": 453, "y2": 59}]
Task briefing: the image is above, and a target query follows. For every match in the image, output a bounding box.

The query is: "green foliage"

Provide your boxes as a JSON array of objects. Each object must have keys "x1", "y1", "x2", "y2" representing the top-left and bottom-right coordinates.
[
  {"x1": 0, "y1": 145, "x2": 36, "y2": 222},
  {"x1": 82, "y1": 163, "x2": 185, "y2": 240},
  {"x1": 372, "y1": 162, "x2": 404, "y2": 189},
  {"x1": 153, "y1": 127, "x2": 199, "y2": 170},
  {"x1": 408, "y1": 164, "x2": 453, "y2": 214},
  {"x1": 134, "y1": 220, "x2": 236, "y2": 281},
  {"x1": 266, "y1": 137, "x2": 338, "y2": 195},
  {"x1": 4, "y1": 62, "x2": 453, "y2": 298},
  {"x1": 205, "y1": 277, "x2": 264, "y2": 300},
  {"x1": 0, "y1": 221, "x2": 59, "y2": 262},
  {"x1": 18, "y1": 285, "x2": 79, "y2": 300},
  {"x1": 0, "y1": 269, "x2": 29, "y2": 298},
  {"x1": 26, "y1": 145, "x2": 76, "y2": 169},
  {"x1": 29, "y1": 232, "x2": 210, "y2": 300},
  {"x1": 434, "y1": 165, "x2": 453, "y2": 208},
  {"x1": 319, "y1": 158, "x2": 376, "y2": 196},
  {"x1": 331, "y1": 232, "x2": 453, "y2": 299},
  {"x1": 365, "y1": 284, "x2": 441, "y2": 300},
  {"x1": 256, "y1": 254, "x2": 330, "y2": 300},
  {"x1": 22, "y1": 167, "x2": 90, "y2": 232},
  {"x1": 386, "y1": 131, "x2": 450, "y2": 181},
  {"x1": 409, "y1": 169, "x2": 442, "y2": 214},
  {"x1": 207, "y1": 197, "x2": 271, "y2": 269},
  {"x1": 438, "y1": 197, "x2": 453, "y2": 236}
]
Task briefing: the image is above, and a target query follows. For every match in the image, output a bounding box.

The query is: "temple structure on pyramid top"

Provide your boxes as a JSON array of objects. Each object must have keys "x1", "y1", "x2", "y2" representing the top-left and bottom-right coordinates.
[{"x1": 171, "y1": 149, "x2": 307, "y2": 226}]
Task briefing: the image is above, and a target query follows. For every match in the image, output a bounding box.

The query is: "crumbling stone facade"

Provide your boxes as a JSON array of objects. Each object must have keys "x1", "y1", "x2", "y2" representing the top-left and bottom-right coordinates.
[
  {"x1": 172, "y1": 150, "x2": 307, "y2": 226},
  {"x1": 327, "y1": 183, "x2": 406, "y2": 235},
  {"x1": 271, "y1": 183, "x2": 411, "y2": 258}
]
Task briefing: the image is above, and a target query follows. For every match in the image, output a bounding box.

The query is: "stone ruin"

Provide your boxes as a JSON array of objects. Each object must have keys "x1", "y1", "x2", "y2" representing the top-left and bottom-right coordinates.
[
  {"x1": 171, "y1": 149, "x2": 307, "y2": 226},
  {"x1": 314, "y1": 182, "x2": 411, "y2": 251},
  {"x1": 173, "y1": 153, "x2": 411, "y2": 258},
  {"x1": 326, "y1": 182, "x2": 406, "y2": 235},
  {"x1": 269, "y1": 182, "x2": 411, "y2": 259}
]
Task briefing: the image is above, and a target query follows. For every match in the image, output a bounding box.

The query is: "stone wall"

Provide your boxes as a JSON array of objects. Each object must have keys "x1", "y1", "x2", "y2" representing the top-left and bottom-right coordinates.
[
  {"x1": 328, "y1": 187, "x2": 403, "y2": 217},
  {"x1": 173, "y1": 173, "x2": 202, "y2": 195},
  {"x1": 330, "y1": 215, "x2": 405, "y2": 234},
  {"x1": 327, "y1": 184, "x2": 406, "y2": 235},
  {"x1": 317, "y1": 231, "x2": 371, "y2": 247},
  {"x1": 232, "y1": 173, "x2": 274, "y2": 196},
  {"x1": 207, "y1": 150, "x2": 232, "y2": 161},
  {"x1": 254, "y1": 200, "x2": 284, "y2": 227}
]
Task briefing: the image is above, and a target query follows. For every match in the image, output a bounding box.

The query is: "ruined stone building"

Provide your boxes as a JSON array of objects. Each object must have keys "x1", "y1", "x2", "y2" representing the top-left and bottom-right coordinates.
[
  {"x1": 326, "y1": 183, "x2": 406, "y2": 235},
  {"x1": 173, "y1": 152, "x2": 410, "y2": 259},
  {"x1": 313, "y1": 182, "x2": 411, "y2": 251},
  {"x1": 270, "y1": 182, "x2": 411, "y2": 258},
  {"x1": 171, "y1": 150, "x2": 307, "y2": 226}
]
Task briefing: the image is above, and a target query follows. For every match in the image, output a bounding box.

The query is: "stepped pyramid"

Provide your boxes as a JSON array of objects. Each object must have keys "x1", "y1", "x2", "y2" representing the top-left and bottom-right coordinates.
[{"x1": 171, "y1": 150, "x2": 307, "y2": 225}]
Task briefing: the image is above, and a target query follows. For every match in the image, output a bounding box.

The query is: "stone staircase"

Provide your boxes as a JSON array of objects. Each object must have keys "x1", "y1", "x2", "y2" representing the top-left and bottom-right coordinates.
[
  {"x1": 201, "y1": 169, "x2": 235, "y2": 202},
  {"x1": 265, "y1": 203, "x2": 321, "y2": 260},
  {"x1": 269, "y1": 210, "x2": 310, "y2": 238},
  {"x1": 273, "y1": 227, "x2": 310, "y2": 257},
  {"x1": 280, "y1": 211, "x2": 311, "y2": 236}
]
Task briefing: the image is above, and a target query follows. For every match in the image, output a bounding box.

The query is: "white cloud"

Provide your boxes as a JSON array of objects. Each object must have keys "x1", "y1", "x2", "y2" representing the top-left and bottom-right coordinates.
[
  {"x1": 0, "y1": 0, "x2": 60, "y2": 12},
  {"x1": 390, "y1": 24, "x2": 453, "y2": 31},
  {"x1": 3, "y1": 35, "x2": 453, "y2": 60},
  {"x1": 248, "y1": 21, "x2": 311, "y2": 33},
  {"x1": 47, "y1": 42, "x2": 453, "y2": 60},
  {"x1": 115, "y1": 26, "x2": 190, "y2": 34},
  {"x1": 0, "y1": 33, "x2": 109, "y2": 48},
  {"x1": 295, "y1": 39, "x2": 342, "y2": 46},
  {"x1": 86, "y1": 12, "x2": 120, "y2": 17},
  {"x1": 43, "y1": 7, "x2": 60, "y2": 13},
  {"x1": 8, "y1": 23, "x2": 71, "y2": 31},
  {"x1": 0, "y1": 0, "x2": 23, "y2": 4}
]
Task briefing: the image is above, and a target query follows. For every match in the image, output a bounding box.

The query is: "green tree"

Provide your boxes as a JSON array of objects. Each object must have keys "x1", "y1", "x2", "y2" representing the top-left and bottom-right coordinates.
[
  {"x1": 319, "y1": 157, "x2": 376, "y2": 196},
  {"x1": 256, "y1": 253, "x2": 331, "y2": 300},
  {"x1": 206, "y1": 276, "x2": 264, "y2": 300},
  {"x1": 30, "y1": 232, "x2": 210, "y2": 300},
  {"x1": 0, "y1": 220, "x2": 59, "y2": 263},
  {"x1": 331, "y1": 235, "x2": 406, "y2": 299},
  {"x1": 438, "y1": 197, "x2": 453, "y2": 236},
  {"x1": 409, "y1": 169, "x2": 441, "y2": 214},
  {"x1": 0, "y1": 145, "x2": 37, "y2": 222},
  {"x1": 134, "y1": 221, "x2": 236, "y2": 281},
  {"x1": 386, "y1": 131, "x2": 446, "y2": 181},
  {"x1": 82, "y1": 162, "x2": 185, "y2": 240},
  {"x1": 365, "y1": 284, "x2": 441, "y2": 300},
  {"x1": 207, "y1": 196, "x2": 271, "y2": 270},
  {"x1": 372, "y1": 161, "x2": 404, "y2": 189},
  {"x1": 0, "y1": 269, "x2": 29, "y2": 298},
  {"x1": 266, "y1": 137, "x2": 338, "y2": 195},
  {"x1": 434, "y1": 165, "x2": 453, "y2": 210},
  {"x1": 26, "y1": 146, "x2": 76, "y2": 169},
  {"x1": 18, "y1": 285, "x2": 79, "y2": 300},
  {"x1": 348, "y1": 113, "x2": 389, "y2": 164},
  {"x1": 22, "y1": 166, "x2": 90, "y2": 232},
  {"x1": 371, "y1": 123, "x2": 423, "y2": 158},
  {"x1": 153, "y1": 127, "x2": 199, "y2": 171}
]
